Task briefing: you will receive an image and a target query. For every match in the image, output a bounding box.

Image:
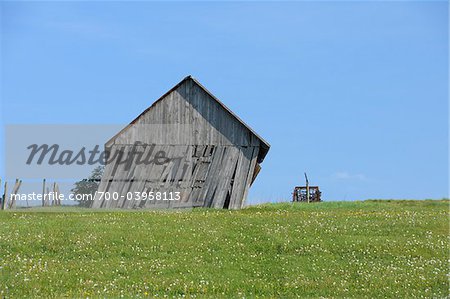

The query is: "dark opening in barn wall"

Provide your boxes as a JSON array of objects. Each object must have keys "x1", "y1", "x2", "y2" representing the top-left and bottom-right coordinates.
[{"x1": 91, "y1": 76, "x2": 270, "y2": 209}]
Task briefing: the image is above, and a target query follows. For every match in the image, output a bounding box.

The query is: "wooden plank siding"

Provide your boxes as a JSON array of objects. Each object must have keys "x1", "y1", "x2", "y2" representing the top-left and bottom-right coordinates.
[{"x1": 91, "y1": 77, "x2": 269, "y2": 209}]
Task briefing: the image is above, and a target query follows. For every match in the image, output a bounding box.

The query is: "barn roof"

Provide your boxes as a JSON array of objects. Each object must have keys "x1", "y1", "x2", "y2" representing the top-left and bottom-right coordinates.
[{"x1": 106, "y1": 76, "x2": 270, "y2": 162}]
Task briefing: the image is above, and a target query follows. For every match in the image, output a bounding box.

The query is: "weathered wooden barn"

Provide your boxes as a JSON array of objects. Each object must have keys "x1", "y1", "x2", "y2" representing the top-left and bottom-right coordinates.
[{"x1": 91, "y1": 76, "x2": 270, "y2": 209}]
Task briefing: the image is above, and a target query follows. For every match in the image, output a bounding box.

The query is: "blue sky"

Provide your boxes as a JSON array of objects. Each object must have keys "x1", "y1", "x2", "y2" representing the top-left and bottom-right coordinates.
[{"x1": 1, "y1": 1, "x2": 448, "y2": 202}]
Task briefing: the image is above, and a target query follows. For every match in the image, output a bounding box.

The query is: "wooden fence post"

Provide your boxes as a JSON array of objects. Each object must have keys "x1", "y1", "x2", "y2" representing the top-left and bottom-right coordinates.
[
  {"x1": 42, "y1": 178, "x2": 46, "y2": 207},
  {"x1": 8, "y1": 179, "x2": 18, "y2": 209},
  {"x1": 2, "y1": 181, "x2": 8, "y2": 210},
  {"x1": 12, "y1": 179, "x2": 22, "y2": 209},
  {"x1": 305, "y1": 173, "x2": 310, "y2": 203},
  {"x1": 46, "y1": 187, "x2": 50, "y2": 206},
  {"x1": 53, "y1": 182, "x2": 61, "y2": 206}
]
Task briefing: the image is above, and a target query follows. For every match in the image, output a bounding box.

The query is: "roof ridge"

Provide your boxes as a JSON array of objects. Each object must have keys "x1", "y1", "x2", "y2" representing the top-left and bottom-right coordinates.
[{"x1": 105, "y1": 76, "x2": 270, "y2": 157}]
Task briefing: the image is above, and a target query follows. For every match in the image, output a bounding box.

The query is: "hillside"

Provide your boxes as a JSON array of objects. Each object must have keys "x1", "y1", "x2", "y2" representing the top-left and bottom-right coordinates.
[{"x1": 0, "y1": 200, "x2": 448, "y2": 298}]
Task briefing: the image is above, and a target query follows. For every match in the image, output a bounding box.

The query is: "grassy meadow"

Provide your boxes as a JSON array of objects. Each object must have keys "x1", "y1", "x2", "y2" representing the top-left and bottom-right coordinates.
[{"x1": 0, "y1": 200, "x2": 448, "y2": 298}]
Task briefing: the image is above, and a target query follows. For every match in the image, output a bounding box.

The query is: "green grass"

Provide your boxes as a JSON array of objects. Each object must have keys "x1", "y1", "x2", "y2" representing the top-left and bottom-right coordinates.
[{"x1": 0, "y1": 200, "x2": 448, "y2": 298}]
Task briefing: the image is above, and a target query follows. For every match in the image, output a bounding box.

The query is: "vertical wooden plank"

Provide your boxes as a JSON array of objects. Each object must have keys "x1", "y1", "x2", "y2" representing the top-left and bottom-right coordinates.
[
  {"x1": 212, "y1": 147, "x2": 240, "y2": 209},
  {"x1": 229, "y1": 146, "x2": 253, "y2": 209},
  {"x1": 239, "y1": 147, "x2": 259, "y2": 209},
  {"x1": 201, "y1": 146, "x2": 226, "y2": 207}
]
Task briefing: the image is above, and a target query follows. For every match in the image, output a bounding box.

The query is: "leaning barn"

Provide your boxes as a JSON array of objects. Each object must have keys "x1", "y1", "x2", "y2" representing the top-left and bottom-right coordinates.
[{"x1": 91, "y1": 76, "x2": 270, "y2": 209}]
